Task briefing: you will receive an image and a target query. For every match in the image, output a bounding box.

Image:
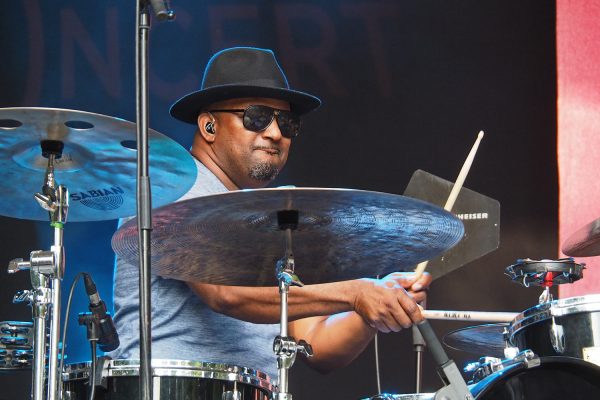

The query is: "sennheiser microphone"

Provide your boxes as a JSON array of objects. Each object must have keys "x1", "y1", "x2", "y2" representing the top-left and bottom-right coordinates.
[{"x1": 83, "y1": 274, "x2": 120, "y2": 352}]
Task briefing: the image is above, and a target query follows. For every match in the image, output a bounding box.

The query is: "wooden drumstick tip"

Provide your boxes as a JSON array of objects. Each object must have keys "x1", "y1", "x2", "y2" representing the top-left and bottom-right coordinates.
[{"x1": 478, "y1": 130, "x2": 485, "y2": 139}]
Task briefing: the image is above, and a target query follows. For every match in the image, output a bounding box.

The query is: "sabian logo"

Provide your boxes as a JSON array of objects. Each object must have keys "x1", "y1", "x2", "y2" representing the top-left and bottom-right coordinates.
[{"x1": 70, "y1": 187, "x2": 125, "y2": 210}]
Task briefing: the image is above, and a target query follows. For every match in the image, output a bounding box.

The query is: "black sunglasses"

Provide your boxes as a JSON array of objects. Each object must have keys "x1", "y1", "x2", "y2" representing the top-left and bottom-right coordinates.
[{"x1": 207, "y1": 105, "x2": 301, "y2": 138}]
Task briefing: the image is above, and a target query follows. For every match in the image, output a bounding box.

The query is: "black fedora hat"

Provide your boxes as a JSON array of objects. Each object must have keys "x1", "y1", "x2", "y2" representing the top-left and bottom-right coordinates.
[{"x1": 170, "y1": 47, "x2": 321, "y2": 124}]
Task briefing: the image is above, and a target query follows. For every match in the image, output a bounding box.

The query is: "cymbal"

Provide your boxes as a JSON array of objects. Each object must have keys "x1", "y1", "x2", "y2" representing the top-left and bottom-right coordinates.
[
  {"x1": 562, "y1": 216, "x2": 600, "y2": 257},
  {"x1": 112, "y1": 188, "x2": 465, "y2": 286},
  {"x1": 0, "y1": 107, "x2": 196, "y2": 221},
  {"x1": 443, "y1": 323, "x2": 508, "y2": 357}
]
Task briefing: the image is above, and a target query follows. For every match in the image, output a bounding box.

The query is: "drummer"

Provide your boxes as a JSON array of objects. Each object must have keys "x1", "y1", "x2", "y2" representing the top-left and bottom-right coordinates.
[{"x1": 112, "y1": 47, "x2": 431, "y2": 377}]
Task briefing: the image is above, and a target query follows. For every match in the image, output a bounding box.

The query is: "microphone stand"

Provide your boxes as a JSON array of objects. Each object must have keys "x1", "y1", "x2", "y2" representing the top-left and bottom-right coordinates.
[{"x1": 134, "y1": 2, "x2": 173, "y2": 400}]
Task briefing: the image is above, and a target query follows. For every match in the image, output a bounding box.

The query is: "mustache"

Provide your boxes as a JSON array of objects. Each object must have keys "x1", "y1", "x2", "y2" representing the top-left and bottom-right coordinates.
[{"x1": 253, "y1": 146, "x2": 281, "y2": 154}]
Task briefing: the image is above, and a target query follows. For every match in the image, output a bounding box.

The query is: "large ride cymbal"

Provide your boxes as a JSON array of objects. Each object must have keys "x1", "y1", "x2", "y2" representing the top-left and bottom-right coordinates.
[
  {"x1": 112, "y1": 188, "x2": 465, "y2": 286},
  {"x1": 443, "y1": 323, "x2": 508, "y2": 357},
  {"x1": 562, "y1": 216, "x2": 600, "y2": 257},
  {"x1": 0, "y1": 107, "x2": 196, "y2": 221}
]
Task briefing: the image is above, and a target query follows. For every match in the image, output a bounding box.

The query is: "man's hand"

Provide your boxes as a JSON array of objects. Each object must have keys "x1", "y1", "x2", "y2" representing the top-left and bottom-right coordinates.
[
  {"x1": 388, "y1": 271, "x2": 432, "y2": 303},
  {"x1": 353, "y1": 272, "x2": 432, "y2": 333}
]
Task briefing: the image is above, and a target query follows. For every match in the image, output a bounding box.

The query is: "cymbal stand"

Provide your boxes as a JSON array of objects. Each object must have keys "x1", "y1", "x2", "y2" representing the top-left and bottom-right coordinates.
[
  {"x1": 8, "y1": 140, "x2": 69, "y2": 400},
  {"x1": 273, "y1": 210, "x2": 313, "y2": 400},
  {"x1": 12, "y1": 267, "x2": 51, "y2": 400}
]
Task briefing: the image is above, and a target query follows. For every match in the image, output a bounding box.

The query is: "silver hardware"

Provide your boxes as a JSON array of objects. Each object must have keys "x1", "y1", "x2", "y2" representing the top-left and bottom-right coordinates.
[
  {"x1": 464, "y1": 349, "x2": 538, "y2": 384},
  {"x1": 7, "y1": 150, "x2": 70, "y2": 400},
  {"x1": 539, "y1": 286, "x2": 552, "y2": 304},
  {"x1": 549, "y1": 316, "x2": 565, "y2": 354},
  {"x1": 222, "y1": 390, "x2": 242, "y2": 400}
]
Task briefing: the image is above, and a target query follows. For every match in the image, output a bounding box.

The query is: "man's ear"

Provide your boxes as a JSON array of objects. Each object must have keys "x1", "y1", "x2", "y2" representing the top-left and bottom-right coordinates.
[{"x1": 197, "y1": 112, "x2": 216, "y2": 142}]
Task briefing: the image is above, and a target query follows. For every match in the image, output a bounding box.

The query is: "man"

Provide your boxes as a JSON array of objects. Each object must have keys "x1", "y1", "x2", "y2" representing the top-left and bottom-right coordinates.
[{"x1": 112, "y1": 47, "x2": 431, "y2": 378}]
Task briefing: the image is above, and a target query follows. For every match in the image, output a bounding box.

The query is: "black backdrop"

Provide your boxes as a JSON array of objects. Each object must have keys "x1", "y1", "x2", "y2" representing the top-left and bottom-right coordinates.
[{"x1": 0, "y1": 1, "x2": 556, "y2": 399}]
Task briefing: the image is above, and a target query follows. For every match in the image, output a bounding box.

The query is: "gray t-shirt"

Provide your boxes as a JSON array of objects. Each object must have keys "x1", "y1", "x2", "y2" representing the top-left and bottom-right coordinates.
[{"x1": 111, "y1": 159, "x2": 279, "y2": 379}]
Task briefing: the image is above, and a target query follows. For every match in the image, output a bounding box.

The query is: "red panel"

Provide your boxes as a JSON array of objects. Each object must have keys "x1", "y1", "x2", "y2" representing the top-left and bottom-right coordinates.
[{"x1": 558, "y1": 0, "x2": 600, "y2": 297}]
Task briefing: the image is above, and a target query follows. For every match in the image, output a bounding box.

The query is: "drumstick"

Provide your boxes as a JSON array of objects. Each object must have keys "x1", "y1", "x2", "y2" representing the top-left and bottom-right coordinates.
[
  {"x1": 413, "y1": 130, "x2": 485, "y2": 279},
  {"x1": 423, "y1": 309, "x2": 517, "y2": 323}
]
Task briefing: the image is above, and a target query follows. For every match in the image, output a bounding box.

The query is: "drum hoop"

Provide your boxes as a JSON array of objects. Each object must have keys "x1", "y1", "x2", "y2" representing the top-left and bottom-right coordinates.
[
  {"x1": 0, "y1": 321, "x2": 34, "y2": 328},
  {"x1": 509, "y1": 294, "x2": 600, "y2": 338},
  {"x1": 470, "y1": 356, "x2": 600, "y2": 398},
  {"x1": 63, "y1": 359, "x2": 274, "y2": 392}
]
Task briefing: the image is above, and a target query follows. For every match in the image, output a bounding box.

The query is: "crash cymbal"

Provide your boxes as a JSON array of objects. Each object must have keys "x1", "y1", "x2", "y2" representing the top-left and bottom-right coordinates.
[
  {"x1": 112, "y1": 188, "x2": 464, "y2": 286},
  {"x1": 562, "y1": 216, "x2": 600, "y2": 257},
  {"x1": 0, "y1": 107, "x2": 196, "y2": 221},
  {"x1": 443, "y1": 323, "x2": 508, "y2": 357}
]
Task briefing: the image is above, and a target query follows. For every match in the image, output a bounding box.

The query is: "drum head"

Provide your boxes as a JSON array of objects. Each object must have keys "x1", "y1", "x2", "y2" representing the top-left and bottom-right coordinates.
[{"x1": 471, "y1": 356, "x2": 600, "y2": 399}]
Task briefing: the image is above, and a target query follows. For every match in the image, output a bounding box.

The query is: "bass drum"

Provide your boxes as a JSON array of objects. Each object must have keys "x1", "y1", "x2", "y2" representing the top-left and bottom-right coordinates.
[
  {"x1": 365, "y1": 357, "x2": 600, "y2": 399},
  {"x1": 63, "y1": 359, "x2": 275, "y2": 400},
  {"x1": 470, "y1": 356, "x2": 600, "y2": 399}
]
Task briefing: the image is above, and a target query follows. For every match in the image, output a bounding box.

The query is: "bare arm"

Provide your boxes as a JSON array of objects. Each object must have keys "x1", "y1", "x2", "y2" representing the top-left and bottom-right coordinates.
[
  {"x1": 287, "y1": 273, "x2": 431, "y2": 373},
  {"x1": 187, "y1": 272, "x2": 430, "y2": 324},
  {"x1": 187, "y1": 279, "x2": 365, "y2": 323},
  {"x1": 188, "y1": 272, "x2": 431, "y2": 372}
]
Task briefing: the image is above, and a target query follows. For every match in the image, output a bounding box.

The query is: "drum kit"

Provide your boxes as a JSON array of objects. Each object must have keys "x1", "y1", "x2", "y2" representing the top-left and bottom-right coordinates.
[{"x1": 1, "y1": 105, "x2": 600, "y2": 400}]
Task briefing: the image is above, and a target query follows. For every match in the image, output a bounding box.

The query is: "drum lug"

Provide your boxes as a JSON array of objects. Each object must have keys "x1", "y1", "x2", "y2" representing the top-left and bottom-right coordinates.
[
  {"x1": 273, "y1": 392, "x2": 293, "y2": 400},
  {"x1": 222, "y1": 390, "x2": 241, "y2": 400},
  {"x1": 549, "y1": 317, "x2": 565, "y2": 354}
]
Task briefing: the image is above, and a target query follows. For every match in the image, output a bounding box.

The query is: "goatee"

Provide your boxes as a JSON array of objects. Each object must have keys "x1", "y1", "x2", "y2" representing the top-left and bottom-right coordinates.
[{"x1": 249, "y1": 162, "x2": 280, "y2": 181}]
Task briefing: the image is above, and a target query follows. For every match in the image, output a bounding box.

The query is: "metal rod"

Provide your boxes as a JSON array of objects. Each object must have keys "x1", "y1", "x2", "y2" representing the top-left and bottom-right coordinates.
[
  {"x1": 31, "y1": 272, "x2": 49, "y2": 400},
  {"x1": 48, "y1": 230, "x2": 65, "y2": 400},
  {"x1": 415, "y1": 350, "x2": 423, "y2": 393},
  {"x1": 412, "y1": 324, "x2": 426, "y2": 393},
  {"x1": 136, "y1": 3, "x2": 153, "y2": 400},
  {"x1": 278, "y1": 280, "x2": 289, "y2": 393}
]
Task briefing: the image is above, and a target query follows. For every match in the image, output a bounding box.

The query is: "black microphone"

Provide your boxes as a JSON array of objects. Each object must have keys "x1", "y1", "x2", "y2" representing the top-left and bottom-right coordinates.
[{"x1": 83, "y1": 274, "x2": 120, "y2": 352}]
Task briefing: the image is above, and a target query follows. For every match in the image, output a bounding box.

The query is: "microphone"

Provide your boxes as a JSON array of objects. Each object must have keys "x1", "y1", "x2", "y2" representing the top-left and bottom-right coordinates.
[
  {"x1": 148, "y1": 0, "x2": 175, "y2": 21},
  {"x1": 83, "y1": 274, "x2": 120, "y2": 352}
]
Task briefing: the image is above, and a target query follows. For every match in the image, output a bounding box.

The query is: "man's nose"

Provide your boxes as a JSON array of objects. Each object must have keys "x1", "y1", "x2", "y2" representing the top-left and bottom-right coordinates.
[{"x1": 260, "y1": 118, "x2": 283, "y2": 141}]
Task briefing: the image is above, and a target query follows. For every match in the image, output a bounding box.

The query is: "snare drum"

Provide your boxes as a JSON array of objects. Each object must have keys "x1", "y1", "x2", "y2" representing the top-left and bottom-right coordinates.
[
  {"x1": 62, "y1": 359, "x2": 274, "y2": 400},
  {"x1": 509, "y1": 294, "x2": 600, "y2": 364},
  {"x1": 0, "y1": 321, "x2": 33, "y2": 371}
]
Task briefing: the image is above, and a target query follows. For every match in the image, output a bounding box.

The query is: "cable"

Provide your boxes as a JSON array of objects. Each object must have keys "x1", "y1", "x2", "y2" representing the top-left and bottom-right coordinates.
[
  {"x1": 59, "y1": 272, "x2": 87, "y2": 376},
  {"x1": 88, "y1": 342, "x2": 97, "y2": 400}
]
